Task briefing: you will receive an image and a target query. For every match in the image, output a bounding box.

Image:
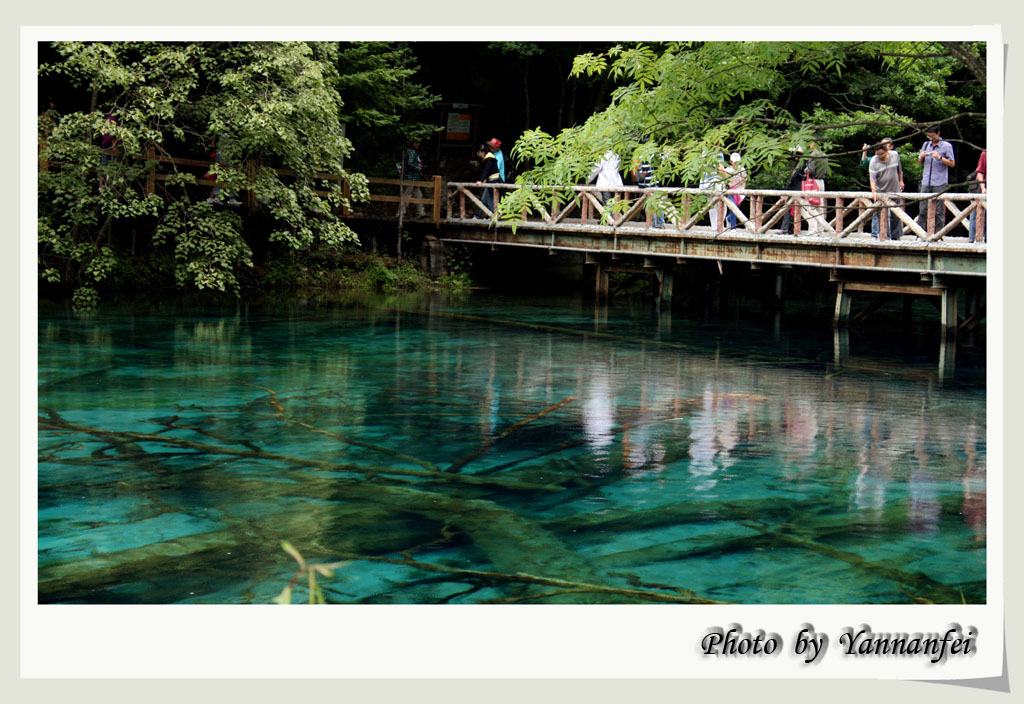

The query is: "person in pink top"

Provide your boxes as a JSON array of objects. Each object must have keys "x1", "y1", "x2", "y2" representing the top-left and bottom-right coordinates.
[{"x1": 969, "y1": 150, "x2": 987, "y2": 243}]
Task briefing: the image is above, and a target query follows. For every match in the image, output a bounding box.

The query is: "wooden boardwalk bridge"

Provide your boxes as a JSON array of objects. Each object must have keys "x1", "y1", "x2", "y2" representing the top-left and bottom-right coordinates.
[
  {"x1": 49, "y1": 145, "x2": 985, "y2": 345},
  {"x1": 435, "y1": 182, "x2": 987, "y2": 340}
]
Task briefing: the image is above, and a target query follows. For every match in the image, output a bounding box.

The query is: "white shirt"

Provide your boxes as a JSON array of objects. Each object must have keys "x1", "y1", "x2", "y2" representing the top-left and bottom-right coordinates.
[{"x1": 591, "y1": 151, "x2": 623, "y2": 189}]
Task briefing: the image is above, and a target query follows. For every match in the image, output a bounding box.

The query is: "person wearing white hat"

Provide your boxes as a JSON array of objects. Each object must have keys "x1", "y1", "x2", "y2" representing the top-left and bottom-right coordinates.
[
  {"x1": 699, "y1": 151, "x2": 727, "y2": 228},
  {"x1": 718, "y1": 152, "x2": 747, "y2": 230}
]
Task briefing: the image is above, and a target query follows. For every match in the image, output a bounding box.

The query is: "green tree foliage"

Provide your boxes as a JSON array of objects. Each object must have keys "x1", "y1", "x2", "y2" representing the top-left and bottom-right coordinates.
[
  {"x1": 335, "y1": 42, "x2": 439, "y2": 176},
  {"x1": 500, "y1": 41, "x2": 985, "y2": 222},
  {"x1": 39, "y1": 41, "x2": 370, "y2": 304}
]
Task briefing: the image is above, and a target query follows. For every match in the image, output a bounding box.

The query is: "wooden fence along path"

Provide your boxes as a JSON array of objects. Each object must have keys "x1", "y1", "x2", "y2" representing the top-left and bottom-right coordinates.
[
  {"x1": 39, "y1": 147, "x2": 445, "y2": 225},
  {"x1": 446, "y1": 182, "x2": 987, "y2": 243}
]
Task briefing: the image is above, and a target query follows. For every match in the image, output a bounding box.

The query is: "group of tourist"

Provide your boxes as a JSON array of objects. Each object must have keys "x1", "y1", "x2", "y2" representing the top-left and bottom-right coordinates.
[
  {"x1": 597, "y1": 125, "x2": 987, "y2": 242},
  {"x1": 411, "y1": 124, "x2": 987, "y2": 241},
  {"x1": 473, "y1": 138, "x2": 506, "y2": 218},
  {"x1": 860, "y1": 125, "x2": 986, "y2": 242},
  {"x1": 398, "y1": 135, "x2": 509, "y2": 220}
]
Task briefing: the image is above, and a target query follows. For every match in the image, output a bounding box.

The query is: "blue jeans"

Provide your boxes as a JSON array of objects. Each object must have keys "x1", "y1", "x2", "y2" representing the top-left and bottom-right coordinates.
[
  {"x1": 725, "y1": 195, "x2": 741, "y2": 228},
  {"x1": 478, "y1": 184, "x2": 500, "y2": 218},
  {"x1": 871, "y1": 211, "x2": 901, "y2": 239},
  {"x1": 969, "y1": 209, "x2": 986, "y2": 243}
]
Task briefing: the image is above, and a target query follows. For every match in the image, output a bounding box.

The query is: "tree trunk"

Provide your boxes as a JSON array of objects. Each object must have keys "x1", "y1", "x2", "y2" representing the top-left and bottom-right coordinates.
[
  {"x1": 523, "y1": 65, "x2": 531, "y2": 131},
  {"x1": 556, "y1": 60, "x2": 565, "y2": 130}
]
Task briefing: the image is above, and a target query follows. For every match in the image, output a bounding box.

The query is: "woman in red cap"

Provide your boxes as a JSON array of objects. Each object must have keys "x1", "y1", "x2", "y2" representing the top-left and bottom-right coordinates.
[{"x1": 486, "y1": 138, "x2": 506, "y2": 182}]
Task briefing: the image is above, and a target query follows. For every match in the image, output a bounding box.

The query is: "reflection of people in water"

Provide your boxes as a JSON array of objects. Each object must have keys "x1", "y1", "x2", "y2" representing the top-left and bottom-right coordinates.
[
  {"x1": 781, "y1": 399, "x2": 819, "y2": 475},
  {"x1": 908, "y1": 416, "x2": 941, "y2": 534},
  {"x1": 687, "y1": 387, "x2": 740, "y2": 491},
  {"x1": 479, "y1": 346, "x2": 500, "y2": 438},
  {"x1": 851, "y1": 408, "x2": 897, "y2": 521},
  {"x1": 622, "y1": 381, "x2": 667, "y2": 473},
  {"x1": 961, "y1": 422, "x2": 986, "y2": 543},
  {"x1": 582, "y1": 364, "x2": 616, "y2": 455}
]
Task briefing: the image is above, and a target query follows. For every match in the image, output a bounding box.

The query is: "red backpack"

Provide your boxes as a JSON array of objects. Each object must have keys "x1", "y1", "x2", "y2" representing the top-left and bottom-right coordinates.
[{"x1": 802, "y1": 173, "x2": 821, "y2": 206}]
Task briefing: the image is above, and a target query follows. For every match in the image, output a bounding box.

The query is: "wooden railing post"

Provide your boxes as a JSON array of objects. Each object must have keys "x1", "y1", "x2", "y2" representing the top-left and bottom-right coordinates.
[
  {"x1": 878, "y1": 200, "x2": 888, "y2": 241},
  {"x1": 927, "y1": 199, "x2": 936, "y2": 236},
  {"x1": 793, "y1": 199, "x2": 802, "y2": 235},
  {"x1": 242, "y1": 159, "x2": 256, "y2": 209},
  {"x1": 341, "y1": 168, "x2": 352, "y2": 217},
  {"x1": 432, "y1": 174, "x2": 442, "y2": 225},
  {"x1": 835, "y1": 197, "x2": 844, "y2": 232}
]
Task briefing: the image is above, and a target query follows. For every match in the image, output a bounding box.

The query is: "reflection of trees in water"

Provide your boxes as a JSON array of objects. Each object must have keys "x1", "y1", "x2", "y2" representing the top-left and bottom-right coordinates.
[{"x1": 37, "y1": 311, "x2": 986, "y2": 604}]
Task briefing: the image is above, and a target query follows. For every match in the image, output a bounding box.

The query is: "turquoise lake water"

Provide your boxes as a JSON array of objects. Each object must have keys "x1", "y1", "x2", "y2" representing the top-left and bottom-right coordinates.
[{"x1": 37, "y1": 293, "x2": 986, "y2": 604}]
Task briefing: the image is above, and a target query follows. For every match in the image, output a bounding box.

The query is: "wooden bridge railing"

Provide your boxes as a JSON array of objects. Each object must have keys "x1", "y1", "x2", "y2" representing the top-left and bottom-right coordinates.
[
  {"x1": 39, "y1": 147, "x2": 446, "y2": 226},
  {"x1": 446, "y1": 182, "x2": 987, "y2": 242},
  {"x1": 345, "y1": 175, "x2": 444, "y2": 225}
]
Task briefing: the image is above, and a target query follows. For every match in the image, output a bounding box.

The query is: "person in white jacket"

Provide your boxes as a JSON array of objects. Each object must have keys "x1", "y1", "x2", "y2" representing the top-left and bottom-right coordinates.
[{"x1": 590, "y1": 150, "x2": 623, "y2": 208}]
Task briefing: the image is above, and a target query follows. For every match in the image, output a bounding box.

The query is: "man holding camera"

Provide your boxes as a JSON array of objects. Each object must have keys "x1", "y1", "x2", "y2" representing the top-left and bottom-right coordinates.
[{"x1": 915, "y1": 125, "x2": 955, "y2": 233}]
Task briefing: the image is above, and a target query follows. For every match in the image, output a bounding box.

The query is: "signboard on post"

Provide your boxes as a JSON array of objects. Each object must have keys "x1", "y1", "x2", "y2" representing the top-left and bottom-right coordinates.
[{"x1": 446, "y1": 112, "x2": 472, "y2": 141}]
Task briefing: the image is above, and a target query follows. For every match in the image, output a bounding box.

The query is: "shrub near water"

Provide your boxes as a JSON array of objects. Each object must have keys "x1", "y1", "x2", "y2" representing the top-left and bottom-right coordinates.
[{"x1": 256, "y1": 251, "x2": 470, "y2": 294}]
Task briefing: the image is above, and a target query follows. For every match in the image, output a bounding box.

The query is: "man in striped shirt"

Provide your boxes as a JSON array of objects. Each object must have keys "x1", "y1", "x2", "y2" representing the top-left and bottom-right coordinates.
[{"x1": 633, "y1": 155, "x2": 665, "y2": 229}]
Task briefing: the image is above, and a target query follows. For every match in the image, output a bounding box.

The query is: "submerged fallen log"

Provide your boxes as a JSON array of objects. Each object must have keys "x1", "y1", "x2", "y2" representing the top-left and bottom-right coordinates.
[
  {"x1": 42, "y1": 410, "x2": 722, "y2": 603},
  {"x1": 739, "y1": 521, "x2": 972, "y2": 604},
  {"x1": 445, "y1": 396, "x2": 577, "y2": 473},
  {"x1": 596, "y1": 532, "x2": 777, "y2": 568},
  {"x1": 39, "y1": 410, "x2": 562, "y2": 495},
  {"x1": 329, "y1": 551, "x2": 725, "y2": 604},
  {"x1": 543, "y1": 496, "x2": 823, "y2": 535},
  {"x1": 238, "y1": 381, "x2": 445, "y2": 474}
]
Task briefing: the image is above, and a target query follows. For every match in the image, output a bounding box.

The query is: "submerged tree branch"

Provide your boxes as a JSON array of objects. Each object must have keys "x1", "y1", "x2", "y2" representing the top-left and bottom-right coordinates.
[
  {"x1": 330, "y1": 551, "x2": 725, "y2": 604},
  {"x1": 446, "y1": 395, "x2": 577, "y2": 473}
]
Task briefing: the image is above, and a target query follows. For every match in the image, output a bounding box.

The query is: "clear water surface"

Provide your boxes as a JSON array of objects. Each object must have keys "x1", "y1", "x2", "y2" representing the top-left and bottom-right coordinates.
[{"x1": 37, "y1": 293, "x2": 986, "y2": 604}]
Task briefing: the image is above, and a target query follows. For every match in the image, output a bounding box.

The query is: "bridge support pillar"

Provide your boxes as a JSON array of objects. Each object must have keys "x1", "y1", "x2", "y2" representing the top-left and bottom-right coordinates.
[
  {"x1": 421, "y1": 237, "x2": 447, "y2": 279},
  {"x1": 940, "y1": 287, "x2": 959, "y2": 340},
  {"x1": 833, "y1": 282, "x2": 852, "y2": 327},
  {"x1": 594, "y1": 263, "x2": 610, "y2": 302},
  {"x1": 833, "y1": 327, "x2": 850, "y2": 365},
  {"x1": 656, "y1": 266, "x2": 674, "y2": 311},
  {"x1": 939, "y1": 335, "x2": 957, "y2": 381}
]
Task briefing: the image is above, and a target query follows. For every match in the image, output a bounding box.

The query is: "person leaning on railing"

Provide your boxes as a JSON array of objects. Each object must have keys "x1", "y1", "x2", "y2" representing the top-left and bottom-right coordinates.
[
  {"x1": 868, "y1": 142, "x2": 905, "y2": 239},
  {"x1": 861, "y1": 137, "x2": 900, "y2": 237}
]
